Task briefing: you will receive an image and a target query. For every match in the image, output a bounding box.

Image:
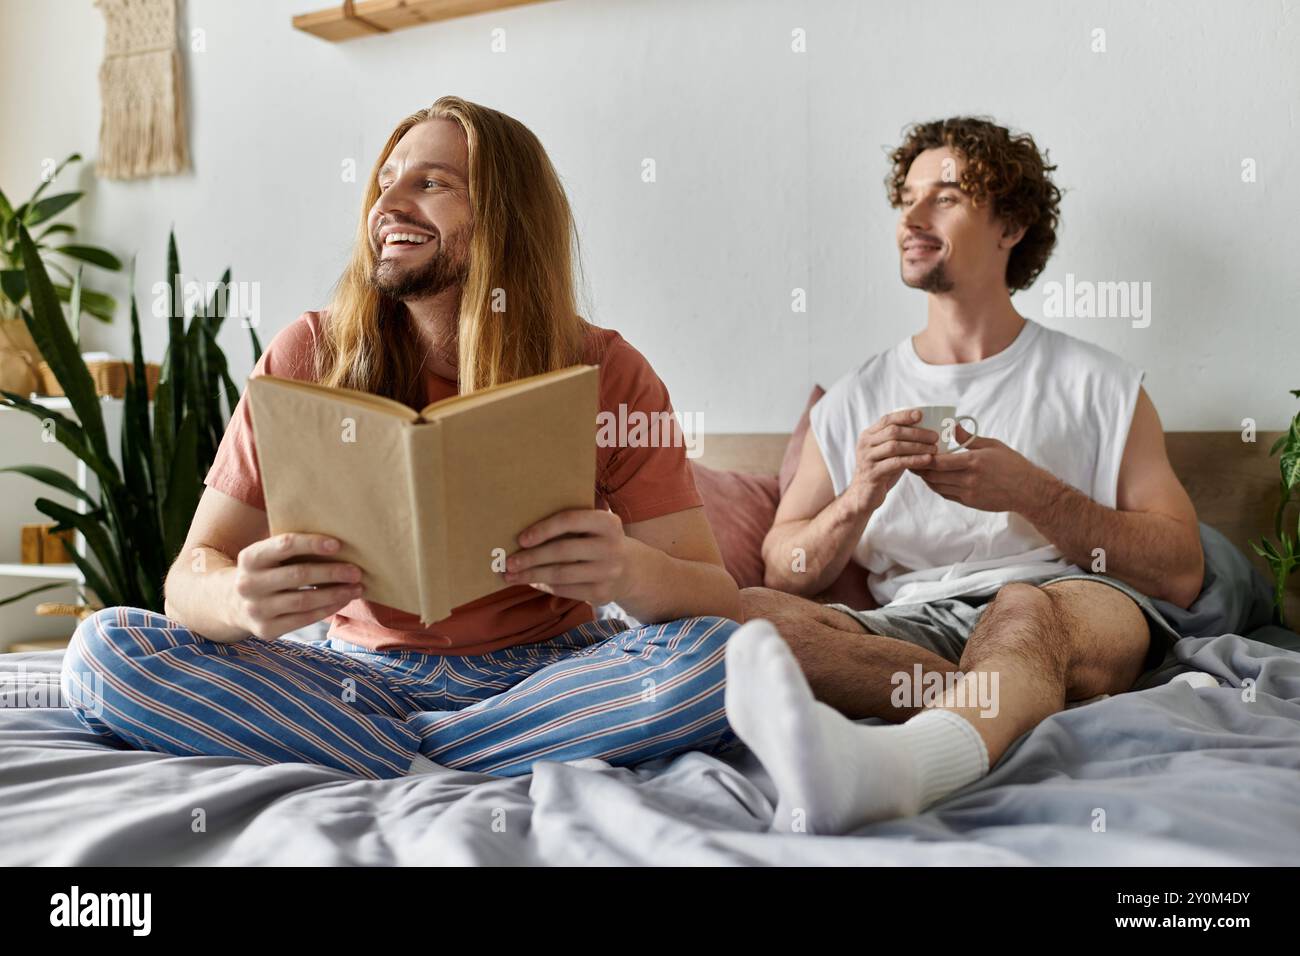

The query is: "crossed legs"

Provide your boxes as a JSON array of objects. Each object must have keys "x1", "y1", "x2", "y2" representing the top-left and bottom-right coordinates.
[{"x1": 727, "y1": 579, "x2": 1151, "y2": 832}]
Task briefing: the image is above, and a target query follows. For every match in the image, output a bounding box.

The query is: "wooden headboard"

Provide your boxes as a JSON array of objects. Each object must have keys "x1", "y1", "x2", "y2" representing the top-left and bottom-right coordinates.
[{"x1": 696, "y1": 431, "x2": 1297, "y2": 622}]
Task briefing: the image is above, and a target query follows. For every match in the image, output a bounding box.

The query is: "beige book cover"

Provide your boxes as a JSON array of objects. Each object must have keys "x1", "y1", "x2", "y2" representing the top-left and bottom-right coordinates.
[{"x1": 247, "y1": 364, "x2": 598, "y2": 625}]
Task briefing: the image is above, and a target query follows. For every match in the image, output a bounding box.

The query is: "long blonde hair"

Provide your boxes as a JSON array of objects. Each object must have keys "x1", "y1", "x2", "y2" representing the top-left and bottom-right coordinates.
[{"x1": 314, "y1": 96, "x2": 589, "y2": 403}]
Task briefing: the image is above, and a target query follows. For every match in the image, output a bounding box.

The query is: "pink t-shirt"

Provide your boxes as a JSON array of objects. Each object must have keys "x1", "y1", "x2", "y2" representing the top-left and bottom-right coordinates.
[{"x1": 203, "y1": 310, "x2": 702, "y2": 655}]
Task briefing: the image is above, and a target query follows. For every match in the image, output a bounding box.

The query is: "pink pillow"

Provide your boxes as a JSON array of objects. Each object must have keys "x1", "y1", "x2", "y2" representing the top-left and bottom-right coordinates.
[
  {"x1": 690, "y1": 383, "x2": 876, "y2": 608},
  {"x1": 779, "y1": 385, "x2": 826, "y2": 496},
  {"x1": 691, "y1": 463, "x2": 779, "y2": 589},
  {"x1": 691, "y1": 386, "x2": 823, "y2": 591}
]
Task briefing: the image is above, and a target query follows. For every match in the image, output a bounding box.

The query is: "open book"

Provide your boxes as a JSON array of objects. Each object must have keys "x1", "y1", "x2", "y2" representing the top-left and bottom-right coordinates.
[{"x1": 247, "y1": 365, "x2": 598, "y2": 625}]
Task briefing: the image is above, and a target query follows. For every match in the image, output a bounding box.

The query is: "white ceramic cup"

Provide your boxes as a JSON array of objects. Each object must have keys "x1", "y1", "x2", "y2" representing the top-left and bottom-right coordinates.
[{"x1": 912, "y1": 405, "x2": 979, "y2": 453}]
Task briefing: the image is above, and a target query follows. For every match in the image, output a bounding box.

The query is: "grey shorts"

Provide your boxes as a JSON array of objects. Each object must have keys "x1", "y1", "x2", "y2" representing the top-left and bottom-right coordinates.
[{"x1": 825, "y1": 572, "x2": 1182, "y2": 674}]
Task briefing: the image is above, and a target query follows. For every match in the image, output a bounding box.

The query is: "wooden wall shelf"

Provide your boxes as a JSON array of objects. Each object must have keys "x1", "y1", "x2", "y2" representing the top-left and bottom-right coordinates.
[{"x1": 294, "y1": 0, "x2": 552, "y2": 42}]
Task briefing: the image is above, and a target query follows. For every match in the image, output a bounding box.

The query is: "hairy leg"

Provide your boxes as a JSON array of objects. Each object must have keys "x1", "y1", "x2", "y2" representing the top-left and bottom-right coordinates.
[
  {"x1": 740, "y1": 586, "x2": 959, "y2": 721},
  {"x1": 943, "y1": 579, "x2": 1151, "y2": 764},
  {"x1": 726, "y1": 579, "x2": 1152, "y2": 832}
]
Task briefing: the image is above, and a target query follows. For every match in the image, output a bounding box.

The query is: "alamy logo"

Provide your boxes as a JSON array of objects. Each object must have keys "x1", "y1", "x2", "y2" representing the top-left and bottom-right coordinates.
[
  {"x1": 891, "y1": 665, "x2": 1000, "y2": 718},
  {"x1": 49, "y1": 886, "x2": 151, "y2": 936},
  {"x1": 1042, "y1": 272, "x2": 1151, "y2": 328},
  {"x1": 0, "y1": 668, "x2": 103, "y2": 715},
  {"x1": 595, "y1": 404, "x2": 703, "y2": 458}
]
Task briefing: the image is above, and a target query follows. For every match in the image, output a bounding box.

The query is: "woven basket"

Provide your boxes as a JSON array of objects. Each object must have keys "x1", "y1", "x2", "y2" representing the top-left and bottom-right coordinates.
[{"x1": 36, "y1": 359, "x2": 160, "y2": 400}]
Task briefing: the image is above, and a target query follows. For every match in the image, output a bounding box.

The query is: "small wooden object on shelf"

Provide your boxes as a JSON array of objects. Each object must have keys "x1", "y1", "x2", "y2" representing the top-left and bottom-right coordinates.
[
  {"x1": 20, "y1": 525, "x2": 42, "y2": 564},
  {"x1": 19, "y1": 523, "x2": 74, "y2": 564},
  {"x1": 35, "y1": 359, "x2": 160, "y2": 400}
]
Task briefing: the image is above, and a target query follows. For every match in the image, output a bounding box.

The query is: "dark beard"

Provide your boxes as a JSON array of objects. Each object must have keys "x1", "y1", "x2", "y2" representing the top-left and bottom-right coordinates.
[
  {"x1": 904, "y1": 261, "x2": 955, "y2": 294},
  {"x1": 370, "y1": 228, "x2": 470, "y2": 301}
]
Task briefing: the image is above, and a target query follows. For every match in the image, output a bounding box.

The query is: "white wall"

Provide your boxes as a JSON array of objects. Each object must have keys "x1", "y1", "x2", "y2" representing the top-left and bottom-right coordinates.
[
  {"x1": 1, "y1": 0, "x2": 1297, "y2": 635},
  {"x1": 4, "y1": 0, "x2": 1296, "y2": 429}
]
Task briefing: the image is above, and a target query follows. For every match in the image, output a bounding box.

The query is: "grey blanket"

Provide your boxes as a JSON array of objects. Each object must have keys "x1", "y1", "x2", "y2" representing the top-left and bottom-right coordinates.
[{"x1": 2, "y1": 525, "x2": 1298, "y2": 865}]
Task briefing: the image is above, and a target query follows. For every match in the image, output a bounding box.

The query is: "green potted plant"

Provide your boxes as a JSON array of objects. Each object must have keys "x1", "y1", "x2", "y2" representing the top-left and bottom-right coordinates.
[
  {"x1": 1253, "y1": 390, "x2": 1300, "y2": 627},
  {"x1": 0, "y1": 153, "x2": 123, "y2": 396},
  {"x1": 0, "y1": 222, "x2": 261, "y2": 614}
]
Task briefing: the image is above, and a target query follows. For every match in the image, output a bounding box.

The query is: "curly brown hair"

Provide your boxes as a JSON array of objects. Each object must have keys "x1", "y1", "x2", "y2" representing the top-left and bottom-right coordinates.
[{"x1": 886, "y1": 117, "x2": 1062, "y2": 291}]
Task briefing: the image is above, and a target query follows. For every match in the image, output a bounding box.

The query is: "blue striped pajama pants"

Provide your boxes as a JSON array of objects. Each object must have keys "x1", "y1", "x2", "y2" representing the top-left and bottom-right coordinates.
[{"x1": 60, "y1": 606, "x2": 739, "y2": 779}]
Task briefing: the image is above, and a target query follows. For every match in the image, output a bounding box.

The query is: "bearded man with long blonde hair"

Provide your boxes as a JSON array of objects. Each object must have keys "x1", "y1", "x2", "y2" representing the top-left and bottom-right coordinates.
[{"x1": 61, "y1": 97, "x2": 742, "y2": 779}]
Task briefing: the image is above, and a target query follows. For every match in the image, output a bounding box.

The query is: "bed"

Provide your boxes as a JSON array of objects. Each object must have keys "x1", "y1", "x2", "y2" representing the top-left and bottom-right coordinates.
[{"x1": 1, "y1": 432, "x2": 1298, "y2": 865}]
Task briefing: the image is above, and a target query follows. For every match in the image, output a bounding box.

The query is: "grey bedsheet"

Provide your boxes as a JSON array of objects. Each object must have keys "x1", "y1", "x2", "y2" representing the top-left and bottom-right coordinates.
[{"x1": 2, "y1": 525, "x2": 1298, "y2": 865}]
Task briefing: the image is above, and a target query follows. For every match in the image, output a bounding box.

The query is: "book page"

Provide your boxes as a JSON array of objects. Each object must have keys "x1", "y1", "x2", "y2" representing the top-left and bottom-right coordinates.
[
  {"x1": 248, "y1": 376, "x2": 422, "y2": 616},
  {"x1": 432, "y1": 366, "x2": 598, "y2": 608}
]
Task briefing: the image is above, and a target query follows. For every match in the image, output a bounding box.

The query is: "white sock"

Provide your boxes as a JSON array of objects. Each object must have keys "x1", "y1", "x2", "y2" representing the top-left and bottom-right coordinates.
[
  {"x1": 407, "y1": 752, "x2": 440, "y2": 775},
  {"x1": 1170, "y1": 671, "x2": 1219, "y2": 690},
  {"x1": 725, "y1": 619, "x2": 990, "y2": 835}
]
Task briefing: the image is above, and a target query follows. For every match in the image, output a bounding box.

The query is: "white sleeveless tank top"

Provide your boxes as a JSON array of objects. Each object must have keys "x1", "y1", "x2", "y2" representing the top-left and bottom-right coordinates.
[{"x1": 809, "y1": 319, "x2": 1143, "y2": 606}]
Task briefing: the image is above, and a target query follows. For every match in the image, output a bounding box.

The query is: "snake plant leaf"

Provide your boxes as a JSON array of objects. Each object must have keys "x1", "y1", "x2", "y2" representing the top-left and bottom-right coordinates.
[
  {"x1": 194, "y1": 320, "x2": 226, "y2": 455},
  {"x1": 183, "y1": 314, "x2": 211, "y2": 449},
  {"x1": 161, "y1": 230, "x2": 186, "y2": 435},
  {"x1": 15, "y1": 225, "x2": 110, "y2": 462},
  {"x1": 151, "y1": 376, "x2": 174, "y2": 499},
  {"x1": 0, "y1": 184, "x2": 13, "y2": 221},
  {"x1": 54, "y1": 244, "x2": 123, "y2": 271},
  {"x1": 53, "y1": 471, "x2": 132, "y2": 585},
  {"x1": 149, "y1": 238, "x2": 184, "y2": 496},
  {"x1": 0, "y1": 579, "x2": 73, "y2": 609},
  {"x1": 45, "y1": 509, "x2": 106, "y2": 536},
  {"x1": 121, "y1": 378, "x2": 153, "y2": 503},
  {"x1": 0, "y1": 390, "x2": 123, "y2": 497},
  {"x1": 0, "y1": 387, "x2": 89, "y2": 448},
  {"x1": 127, "y1": 564, "x2": 160, "y2": 612},
  {"x1": 6, "y1": 228, "x2": 248, "y2": 612},
  {"x1": 57, "y1": 546, "x2": 116, "y2": 609},
  {"x1": 123, "y1": 258, "x2": 156, "y2": 499},
  {"x1": 205, "y1": 266, "x2": 232, "y2": 336},
  {"x1": 200, "y1": 270, "x2": 243, "y2": 425},
  {"x1": 37, "y1": 502, "x2": 126, "y2": 606},
  {"x1": 24, "y1": 192, "x2": 83, "y2": 228},
  {"x1": 160, "y1": 412, "x2": 201, "y2": 563},
  {"x1": 201, "y1": 320, "x2": 241, "y2": 415},
  {"x1": 0, "y1": 465, "x2": 96, "y2": 506},
  {"x1": 26, "y1": 154, "x2": 82, "y2": 210},
  {"x1": 34, "y1": 497, "x2": 128, "y2": 603}
]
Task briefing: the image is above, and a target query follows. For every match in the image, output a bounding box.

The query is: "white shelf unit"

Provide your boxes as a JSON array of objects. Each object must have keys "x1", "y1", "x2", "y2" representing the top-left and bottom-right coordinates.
[{"x1": 0, "y1": 394, "x2": 124, "y2": 599}]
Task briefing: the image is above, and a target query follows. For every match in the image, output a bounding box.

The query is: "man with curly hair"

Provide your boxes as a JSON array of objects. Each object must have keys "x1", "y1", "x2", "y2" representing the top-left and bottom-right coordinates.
[{"x1": 725, "y1": 117, "x2": 1204, "y2": 835}]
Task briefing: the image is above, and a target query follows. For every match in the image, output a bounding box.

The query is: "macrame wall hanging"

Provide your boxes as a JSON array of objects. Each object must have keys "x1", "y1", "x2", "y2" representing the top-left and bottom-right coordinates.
[{"x1": 93, "y1": 0, "x2": 190, "y2": 179}]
